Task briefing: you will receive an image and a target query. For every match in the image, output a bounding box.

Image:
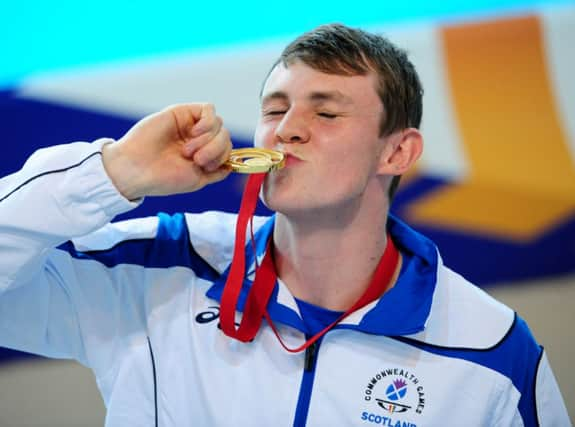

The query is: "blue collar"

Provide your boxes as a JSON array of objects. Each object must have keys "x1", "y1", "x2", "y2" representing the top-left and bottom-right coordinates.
[{"x1": 205, "y1": 214, "x2": 437, "y2": 336}]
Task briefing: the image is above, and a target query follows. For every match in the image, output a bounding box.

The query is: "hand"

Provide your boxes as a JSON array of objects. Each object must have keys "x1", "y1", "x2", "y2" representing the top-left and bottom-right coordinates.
[{"x1": 103, "y1": 103, "x2": 232, "y2": 200}]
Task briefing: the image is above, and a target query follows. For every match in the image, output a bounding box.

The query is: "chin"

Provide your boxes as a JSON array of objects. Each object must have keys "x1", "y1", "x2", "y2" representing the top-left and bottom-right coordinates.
[
  {"x1": 262, "y1": 192, "x2": 333, "y2": 218},
  {"x1": 261, "y1": 176, "x2": 290, "y2": 211},
  {"x1": 261, "y1": 175, "x2": 348, "y2": 215},
  {"x1": 261, "y1": 191, "x2": 304, "y2": 215},
  {"x1": 260, "y1": 193, "x2": 293, "y2": 214}
]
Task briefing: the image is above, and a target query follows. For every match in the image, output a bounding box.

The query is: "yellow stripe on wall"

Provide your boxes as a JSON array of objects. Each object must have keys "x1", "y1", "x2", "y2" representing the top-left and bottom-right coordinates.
[{"x1": 406, "y1": 14, "x2": 575, "y2": 240}]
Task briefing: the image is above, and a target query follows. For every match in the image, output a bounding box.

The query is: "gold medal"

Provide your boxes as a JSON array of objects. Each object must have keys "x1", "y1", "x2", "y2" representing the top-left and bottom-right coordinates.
[{"x1": 226, "y1": 148, "x2": 286, "y2": 174}]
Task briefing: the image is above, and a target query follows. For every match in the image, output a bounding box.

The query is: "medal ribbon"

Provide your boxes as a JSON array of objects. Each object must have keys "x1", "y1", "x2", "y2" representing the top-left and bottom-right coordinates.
[{"x1": 219, "y1": 173, "x2": 400, "y2": 352}]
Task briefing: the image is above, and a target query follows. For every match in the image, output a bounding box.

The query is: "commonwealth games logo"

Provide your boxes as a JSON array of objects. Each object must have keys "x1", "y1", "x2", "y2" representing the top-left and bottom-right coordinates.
[{"x1": 363, "y1": 368, "x2": 426, "y2": 415}]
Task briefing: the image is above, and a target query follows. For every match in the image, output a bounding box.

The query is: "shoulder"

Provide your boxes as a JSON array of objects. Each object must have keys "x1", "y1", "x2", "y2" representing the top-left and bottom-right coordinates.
[
  {"x1": 184, "y1": 211, "x2": 271, "y2": 273},
  {"x1": 408, "y1": 263, "x2": 518, "y2": 349},
  {"x1": 66, "y1": 211, "x2": 271, "y2": 274},
  {"x1": 388, "y1": 215, "x2": 534, "y2": 350},
  {"x1": 401, "y1": 263, "x2": 543, "y2": 397}
]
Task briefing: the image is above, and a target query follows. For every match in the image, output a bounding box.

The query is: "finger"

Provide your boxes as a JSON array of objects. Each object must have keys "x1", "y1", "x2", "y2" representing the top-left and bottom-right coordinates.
[
  {"x1": 183, "y1": 115, "x2": 223, "y2": 157},
  {"x1": 194, "y1": 128, "x2": 231, "y2": 169},
  {"x1": 202, "y1": 137, "x2": 233, "y2": 172},
  {"x1": 192, "y1": 128, "x2": 232, "y2": 168}
]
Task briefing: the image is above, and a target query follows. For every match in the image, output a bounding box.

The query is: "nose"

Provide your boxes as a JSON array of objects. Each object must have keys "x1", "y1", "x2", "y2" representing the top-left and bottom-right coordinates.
[{"x1": 274, "y1": 110, "x2": 310, "y2": 145}]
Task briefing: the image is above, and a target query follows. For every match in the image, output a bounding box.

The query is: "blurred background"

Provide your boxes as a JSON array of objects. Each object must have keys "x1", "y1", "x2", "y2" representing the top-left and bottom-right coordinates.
[{"x1": 1, "y1": 0, "x2": 574, "y2": 425}]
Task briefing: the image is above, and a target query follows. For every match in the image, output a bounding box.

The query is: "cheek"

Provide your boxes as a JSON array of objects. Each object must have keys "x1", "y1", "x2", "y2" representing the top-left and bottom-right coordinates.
[
  {"x1": 254, "y1": 122, "x2": 275, "y2": 148},
  {"x1": 323, "y1": 144, "x2": 373, "y2": 176},
  {"x1": 321, "y1": 148, "x2": 377, "y2": 192}
]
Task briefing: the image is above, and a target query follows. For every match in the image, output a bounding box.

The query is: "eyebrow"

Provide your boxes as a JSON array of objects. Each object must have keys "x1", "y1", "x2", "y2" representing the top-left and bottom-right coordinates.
[
  {"x1": 261, "y1": 90, "x2": 354, "y2": 106},
  {"x1": 261, "y1": 91, "x2": 289, "y2": 105},
  {"x1": 309, "y1": 90, "x2": 354, "y2": 105}
]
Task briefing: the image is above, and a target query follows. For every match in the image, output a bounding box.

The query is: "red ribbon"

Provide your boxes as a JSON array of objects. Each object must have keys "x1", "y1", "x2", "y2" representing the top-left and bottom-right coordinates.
[{"x1": 219, "y1": 173, "x2": 400, "y2": 352}]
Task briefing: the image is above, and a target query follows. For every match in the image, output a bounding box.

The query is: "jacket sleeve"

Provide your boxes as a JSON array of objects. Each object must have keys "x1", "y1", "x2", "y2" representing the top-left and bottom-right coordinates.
[{"x1": 0, "y1": 139, "x2": 144, "y2": 372}]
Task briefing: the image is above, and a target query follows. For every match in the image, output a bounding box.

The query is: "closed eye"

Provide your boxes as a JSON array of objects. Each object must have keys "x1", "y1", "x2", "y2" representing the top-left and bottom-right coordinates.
[{"x1": 318, "y1": 112, "x2": 337, "y2": 119}]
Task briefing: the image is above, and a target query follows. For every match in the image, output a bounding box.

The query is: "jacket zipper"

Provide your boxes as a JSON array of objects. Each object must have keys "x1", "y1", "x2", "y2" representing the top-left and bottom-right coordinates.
[
  {"x1": 304, "y1": 341, "x2": 318, "y2": 372},
  {"x1": 293, "y1": 338, "x2": 321, "y2": 427}
]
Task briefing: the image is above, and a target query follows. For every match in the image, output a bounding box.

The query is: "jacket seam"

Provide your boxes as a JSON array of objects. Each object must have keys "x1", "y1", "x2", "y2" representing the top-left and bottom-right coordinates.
[
  {"x1": 532, "y1": 347, "x2": 543, "y2": 427},
  {"x1": 392, "y1": 312, "x2": 517, "y2": 352},
  {"x1": 0, "y1": 151, "x2": 102, "y2": 203},
  {"x1": 147, "y1": 336, "x2": 158, "y2": 427}
]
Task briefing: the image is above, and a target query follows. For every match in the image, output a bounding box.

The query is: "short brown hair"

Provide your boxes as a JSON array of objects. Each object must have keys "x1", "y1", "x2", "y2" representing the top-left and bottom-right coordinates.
[{"x1": 271, "y1": 23, "x2": 424, "y2": 199}]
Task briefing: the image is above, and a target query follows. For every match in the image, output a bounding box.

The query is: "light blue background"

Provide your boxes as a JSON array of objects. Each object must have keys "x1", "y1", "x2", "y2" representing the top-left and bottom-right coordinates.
[{"x1": 2, "y1": 0, "x2": 572, "y2": 87}]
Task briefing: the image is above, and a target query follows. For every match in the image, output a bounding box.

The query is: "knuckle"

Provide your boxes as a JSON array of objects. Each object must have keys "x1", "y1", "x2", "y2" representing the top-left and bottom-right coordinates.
[
  {"x1": 204, "y1": 103, "x2": 216, "y2": 115},
  {"x1": 215, "y1": 115, "x2": 223, "y2": 127}
]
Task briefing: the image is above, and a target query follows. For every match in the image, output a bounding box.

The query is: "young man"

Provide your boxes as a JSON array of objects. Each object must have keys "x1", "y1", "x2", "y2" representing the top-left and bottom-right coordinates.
[{"x1": 0, "y1": 24, "x2": 569, "y2": 426}]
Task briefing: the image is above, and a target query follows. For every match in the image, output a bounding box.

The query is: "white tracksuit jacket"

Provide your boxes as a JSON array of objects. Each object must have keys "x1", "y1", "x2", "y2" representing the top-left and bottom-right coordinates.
[{"x1": 0, "y1": 140, "x2": 570, "y2": 427}]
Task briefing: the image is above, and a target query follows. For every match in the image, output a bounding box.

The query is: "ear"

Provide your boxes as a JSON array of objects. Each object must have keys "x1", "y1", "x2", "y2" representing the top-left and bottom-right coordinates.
[{"x1": 376, "y1": 128, "x2": 423, "y2": 176}]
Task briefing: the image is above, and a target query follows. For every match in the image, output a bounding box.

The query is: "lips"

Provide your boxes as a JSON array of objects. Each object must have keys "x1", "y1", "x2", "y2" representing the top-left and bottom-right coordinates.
[{"x1": 283, "y1": 152, "x2": 303, "y2": 167}]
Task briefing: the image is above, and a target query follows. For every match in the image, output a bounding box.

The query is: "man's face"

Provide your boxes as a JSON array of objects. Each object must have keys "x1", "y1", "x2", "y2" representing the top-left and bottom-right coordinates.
[{"x1": 254, "y1": 60, "x2": 388, "y2": 216}]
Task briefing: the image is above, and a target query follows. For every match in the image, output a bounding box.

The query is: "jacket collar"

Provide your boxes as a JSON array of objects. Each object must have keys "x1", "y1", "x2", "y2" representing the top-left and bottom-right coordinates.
[{"x1": 206, "y1": 214, "x2": 438, "y2": 336}]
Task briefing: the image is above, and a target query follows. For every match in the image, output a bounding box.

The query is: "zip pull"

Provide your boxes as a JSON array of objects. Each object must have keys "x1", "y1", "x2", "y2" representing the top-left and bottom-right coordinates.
[{"x1": 304, "y1": 341, "x2": 319, "y2": 372}]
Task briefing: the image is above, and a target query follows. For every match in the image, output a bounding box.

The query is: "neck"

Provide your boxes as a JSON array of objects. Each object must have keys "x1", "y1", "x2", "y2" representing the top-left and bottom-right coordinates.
[{"x1": 272, "y1": 195, "x2": 400, "y2": 311}]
